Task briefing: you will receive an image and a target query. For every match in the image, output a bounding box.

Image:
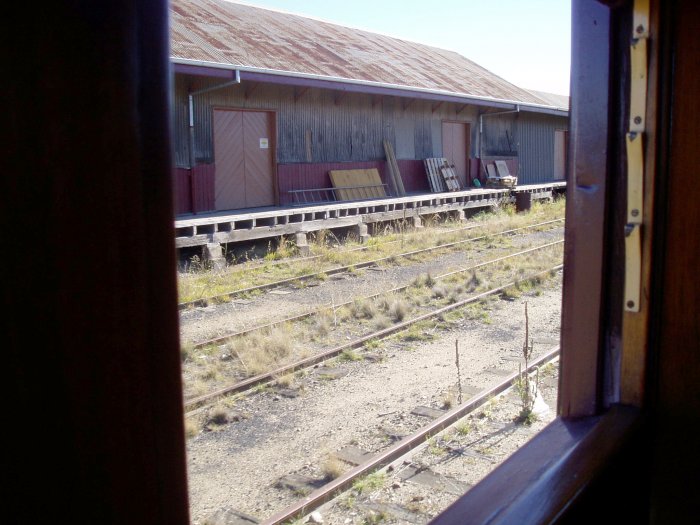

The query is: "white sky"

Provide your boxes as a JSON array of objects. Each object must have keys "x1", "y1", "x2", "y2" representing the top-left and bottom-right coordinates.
[{"x1": 234, "y1": 0, "x2": 572, "y2": 95}]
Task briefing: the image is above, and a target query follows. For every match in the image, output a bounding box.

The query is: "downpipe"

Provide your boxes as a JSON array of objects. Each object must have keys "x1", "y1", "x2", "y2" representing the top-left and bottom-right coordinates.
[{"x1": 188, "y1": 69, "x2": 241, "y2": 168}]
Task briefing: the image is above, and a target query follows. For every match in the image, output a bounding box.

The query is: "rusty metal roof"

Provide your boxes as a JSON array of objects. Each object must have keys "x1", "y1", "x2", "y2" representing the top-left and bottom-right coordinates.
[
  {"x1": 528, "y1": 90, "x2": 570, "y2": 111},
  {"x1": 171, "y1": 0, "x2": 557, "y2": 109}
]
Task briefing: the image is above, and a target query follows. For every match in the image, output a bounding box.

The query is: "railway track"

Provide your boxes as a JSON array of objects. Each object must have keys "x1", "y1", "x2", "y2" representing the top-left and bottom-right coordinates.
[
  {"x1": 189, "y1": 240, "x2": 564, "y2": 349},
  {"x1": 178, "y1": 218, "x2": 564, "y2": 310},
  {"x1": 230, "y1": 347, "x2": 560, "y2": 525},
  {"x1": 184, "y1": 263, "x2": 563, "y2": 412}
]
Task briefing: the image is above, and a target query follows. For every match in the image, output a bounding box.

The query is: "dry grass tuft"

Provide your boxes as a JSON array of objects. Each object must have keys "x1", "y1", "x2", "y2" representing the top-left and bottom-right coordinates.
[
  {"x1": 184, "y1": 417, "x2": 201, "y2": 439},
  {"x1": 208, "y1": 404, "x2": 230, "y2": 425},
  {"x1": 275, "y1": 372, "x2": 296, "y2": 388},
  {"x1": 372, "y1": 314, "x2": 392, "y2": 330},
  {"x1": 322, "y1": 456, "x2": 346, "y2": 480},
  {"x1": 431, "y1": 285, "x2": 449, "y2": 299},
  {"x1": 349, "y1": 298, "x2": 378, "y2": 320},
  {"x1": 230, "y1": 325, "x2": 295, "y2": 376},
  {"x1": 387, "y1": 299, "x2": 409, "y2": 322}
]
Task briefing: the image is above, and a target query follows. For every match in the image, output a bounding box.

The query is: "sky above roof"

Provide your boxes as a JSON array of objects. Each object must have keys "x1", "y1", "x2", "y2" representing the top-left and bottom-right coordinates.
[{"x1": 231, "y1": 0, "x2": 571, "y2": 96}]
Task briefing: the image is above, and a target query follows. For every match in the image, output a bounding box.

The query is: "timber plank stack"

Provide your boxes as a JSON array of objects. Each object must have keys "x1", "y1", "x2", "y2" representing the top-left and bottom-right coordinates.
[
  {"x1": 329, "y1": 169, "x2": 387, "y2": 201},
  {"x1": 383, "y1": 140, "x2": 406, "y2": 196},
  {"x1": 424, "y1": 158, "x2": 461, "y2": 192}
]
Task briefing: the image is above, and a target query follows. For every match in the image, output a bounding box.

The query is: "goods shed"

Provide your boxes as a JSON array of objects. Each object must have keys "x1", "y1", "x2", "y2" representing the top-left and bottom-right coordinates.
[{"x1": 170, "y1": 0, "x2": 569, "y2": 215}]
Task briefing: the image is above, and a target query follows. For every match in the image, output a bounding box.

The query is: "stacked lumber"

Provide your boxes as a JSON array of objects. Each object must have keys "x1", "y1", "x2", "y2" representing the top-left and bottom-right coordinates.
[
  {"x1": 383, "y1": 140, "x2": 406, "y2": 196},
  {"x1": 424, "y1": 158, "x2": 461, "y2": 192},
  {"x1": 329, "y1": 169, "x2": 386, "y2": 201}
]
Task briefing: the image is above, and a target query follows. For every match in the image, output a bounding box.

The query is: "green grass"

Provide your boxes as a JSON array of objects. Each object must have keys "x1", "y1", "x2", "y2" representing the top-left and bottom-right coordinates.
[
  {"x1": 338, "y1": 349, "x2": 364, "y2": 362},
  {"x1": 352, "y1": 471, "x2": 386, "y2": 494},
  {"x1": 177, "y1": 198, "x2": 565, "y2": 303}
]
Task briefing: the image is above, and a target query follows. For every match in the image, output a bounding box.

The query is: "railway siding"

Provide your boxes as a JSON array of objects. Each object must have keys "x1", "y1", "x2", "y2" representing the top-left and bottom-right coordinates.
[{"x1": 186, "y1": 275, "x2": 564, "y2": 524}]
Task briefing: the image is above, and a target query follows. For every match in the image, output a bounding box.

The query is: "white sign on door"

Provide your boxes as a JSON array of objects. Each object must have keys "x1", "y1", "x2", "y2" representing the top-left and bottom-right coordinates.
[{"x1": 259, "y1": 138, "x2": 269, "y2": 149}]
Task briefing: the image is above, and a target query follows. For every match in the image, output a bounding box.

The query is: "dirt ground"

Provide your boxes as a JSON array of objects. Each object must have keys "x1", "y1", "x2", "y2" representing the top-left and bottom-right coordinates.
[{"x1": 184, "y1": 273, "x2": 563, "y2": 524}]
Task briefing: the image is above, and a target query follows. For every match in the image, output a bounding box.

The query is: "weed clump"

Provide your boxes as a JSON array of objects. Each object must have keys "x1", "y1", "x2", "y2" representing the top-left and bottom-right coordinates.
[
  {"x1": 349, "y1": 298, "x2": 378, "y2": 320},
  {"x1": 352, "y1": 471, "x2": 386, "y2": 494},
  {"x1": 387, "y1": 299, "x2": 409, "y2": 322},
  {"x1": 230, "y1": 325, "x2": 294, "y2": 376},
  {"x1": 322, "y1": 456, "x2": 346, "y2": 480}
]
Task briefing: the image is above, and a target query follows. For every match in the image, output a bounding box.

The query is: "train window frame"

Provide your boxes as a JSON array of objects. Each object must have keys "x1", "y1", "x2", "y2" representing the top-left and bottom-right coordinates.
[{"x1": 431, "y1": 0, "x2": 656, "y2": 522}]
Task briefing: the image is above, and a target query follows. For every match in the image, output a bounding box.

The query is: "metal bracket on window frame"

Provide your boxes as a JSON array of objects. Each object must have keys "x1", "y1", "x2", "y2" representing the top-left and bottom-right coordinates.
[{"x1": 624, "y1": 0, "x2": 649, "y2": 313}]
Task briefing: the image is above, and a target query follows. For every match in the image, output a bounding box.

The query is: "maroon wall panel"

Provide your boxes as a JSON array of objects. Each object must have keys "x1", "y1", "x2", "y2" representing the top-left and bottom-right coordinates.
[
  {"x1": 278, "y1": 161, "x2": 389, "y2": 204},
  {"x1": 396, "y1": 159, "x2": 430, "y2": 193},
  {"x1": 278, "y1": 160, "x2": 432, "y2": 204},
  {"x1": 192, "y1": 163, "x2": 215, "y2": 212},
  {"x1": 172, "y1": 168, "x2": 192, "y2": 215}
]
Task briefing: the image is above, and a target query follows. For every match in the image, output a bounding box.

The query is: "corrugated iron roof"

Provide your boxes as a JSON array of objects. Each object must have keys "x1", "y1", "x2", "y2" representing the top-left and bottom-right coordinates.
[
  {"x1": 528, "y1": 90, "x2": 570, "y2": 111},
  {"x1": 171, "y1": 0, "x2": 556, "y2": 109}
]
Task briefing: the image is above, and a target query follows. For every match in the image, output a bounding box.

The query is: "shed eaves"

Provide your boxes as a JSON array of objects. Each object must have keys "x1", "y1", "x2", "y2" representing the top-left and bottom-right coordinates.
[
  {"x1": 527, "y1": 90, "x2": 570, "y2": 111},
  {"x1": 171, "y1": 0, "x2": 552, "y2": 108}
]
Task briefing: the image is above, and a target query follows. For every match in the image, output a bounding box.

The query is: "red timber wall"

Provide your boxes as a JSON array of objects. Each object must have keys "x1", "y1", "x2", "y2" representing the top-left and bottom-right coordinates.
[
  {"x1": 174, "y1": 160, "x2": 431, "y2": 214},
  {"x1": 277, "y1": 160, "x2": 428, "y2": 205},
  {"x1": 172, "y1": 164, "x2": 215, "y2": 215}
]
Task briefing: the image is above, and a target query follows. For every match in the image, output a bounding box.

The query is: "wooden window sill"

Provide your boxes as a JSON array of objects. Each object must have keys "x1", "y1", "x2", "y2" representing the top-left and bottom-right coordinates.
[{"x1": 430, "y1": 405, "x2": 644, "y2": 525}]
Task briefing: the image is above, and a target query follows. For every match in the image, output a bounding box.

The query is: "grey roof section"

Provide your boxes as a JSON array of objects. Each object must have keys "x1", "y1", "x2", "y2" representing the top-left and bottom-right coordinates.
[
  {"x1": 528, "y1": 90, "x2": 570, "y2": 111},
  {"x1": 171, "y1": 0, "x2": 563, "y2": 111}
]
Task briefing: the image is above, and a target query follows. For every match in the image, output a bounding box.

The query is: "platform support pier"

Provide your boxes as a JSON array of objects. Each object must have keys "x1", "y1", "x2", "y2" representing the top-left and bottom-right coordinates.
[
  {"x1": 451, "y1": 209, "x2": 467, "y2": 222},
  {"x1": 355, "y1": 222, "x2": 370, "y2": 243},
  {"x1": 203, "y1": 243, "x2": 226, "y2": 270},
  {"x1": 294, "y1": 232, "x2": 311, "y2": 256}
]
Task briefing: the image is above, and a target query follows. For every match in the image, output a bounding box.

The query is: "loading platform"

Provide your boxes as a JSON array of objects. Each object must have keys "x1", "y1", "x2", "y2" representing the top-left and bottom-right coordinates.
[{"x1": 174, "y1": 183, "x2": 565, "y2": 256}]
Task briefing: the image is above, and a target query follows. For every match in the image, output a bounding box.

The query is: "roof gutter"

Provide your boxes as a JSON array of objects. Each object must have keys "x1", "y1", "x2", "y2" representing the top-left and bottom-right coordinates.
[
  {"x1": 478, "y1": 105, "x2": 521, "y2": 157},
  {"x1": 187, "y1": 69, "x2": 241, "y2": 169},
  {"x1": 172, "y1": 58, "x2": 568, "y2": 116}
]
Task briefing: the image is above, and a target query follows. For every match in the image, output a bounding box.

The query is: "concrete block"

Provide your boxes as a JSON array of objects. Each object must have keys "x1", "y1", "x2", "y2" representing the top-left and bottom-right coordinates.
[
  {"x1": 397, "y1": 465, "x2": 472, "y2": 495},
  {"x1": 336, "y1": 445, "x2": 373, "y2": 466},
  {"x1": 451, "y1": 209, "x2": 467, "y2": 222},
  {"x1": 355, "y1": 222, "x2": 370, "y2": 243},
  {"x1": 203, "y1": 243, "x2": 226, "y2": 270},
  {"x1": 411, "y1": 406, "x2": 446, "y2": 419},
  {"x1": 294, "y1": 232, "x2": 310, "y2": 256}
]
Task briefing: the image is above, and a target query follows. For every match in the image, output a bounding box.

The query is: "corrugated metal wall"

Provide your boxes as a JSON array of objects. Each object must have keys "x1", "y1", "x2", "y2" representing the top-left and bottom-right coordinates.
[
  {"x1": 172, "y1": 74, "x2": 567, "y2": 198},
  {"x1": 480, "y1": 112, "x2": 569, "y2": 185},
  {"x1": 173, "y1": 74, "x2": 480, "y2": 168},
  {"x1": 517, "y1": 113, "x2": 568, "y2": 184}
]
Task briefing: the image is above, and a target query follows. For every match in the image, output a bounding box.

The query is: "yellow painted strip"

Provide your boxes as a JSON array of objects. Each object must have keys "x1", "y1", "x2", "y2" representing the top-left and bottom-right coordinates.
[
  {"x1": 630, "y1": 38, "x2": 648, "y2": 132},
  {"x1": 626, "y1": 133, "x2": 644, "y2": 225},
  {"x1": 632, "y1": 0, "x2": 650, "y2": 39},
  {"x1": 625, "y1": 225, "x2": 642, "y2": 313}
]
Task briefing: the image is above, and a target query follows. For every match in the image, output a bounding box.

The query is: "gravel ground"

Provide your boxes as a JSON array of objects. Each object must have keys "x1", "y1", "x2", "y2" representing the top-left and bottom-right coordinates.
[
  {"x1": 184, "y1": 274, "x2": 563, "y2": 524},
  {"x1": 179, "y1": 226, "x2": 563, "y2": 345}
]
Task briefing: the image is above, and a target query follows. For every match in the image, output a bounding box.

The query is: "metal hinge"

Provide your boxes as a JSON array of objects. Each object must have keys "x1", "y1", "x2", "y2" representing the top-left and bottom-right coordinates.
[{"x1": 624, "y1": 0, "x2": 650, "y2": 313}]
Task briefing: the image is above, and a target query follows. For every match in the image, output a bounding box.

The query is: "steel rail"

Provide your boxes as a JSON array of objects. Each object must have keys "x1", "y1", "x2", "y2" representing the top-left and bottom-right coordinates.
[
  {"x1": 262, "y1": 346, "x2": 561, "y2": 525},
  {"x1": 178, "y1": 218, "x2": 564, "y2": 310},
  {"x1": 190, "y1": 239, "x2": 564, "y2": 349},
  {"x1": 184, "y1": 264, "x2": 563, "y2": 411}
]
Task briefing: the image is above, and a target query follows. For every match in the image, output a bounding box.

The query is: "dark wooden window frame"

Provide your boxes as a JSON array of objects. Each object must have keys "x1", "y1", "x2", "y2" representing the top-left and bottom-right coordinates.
[{"x1": 432, "y1": 1, "x2": 661, "y2": 522}]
